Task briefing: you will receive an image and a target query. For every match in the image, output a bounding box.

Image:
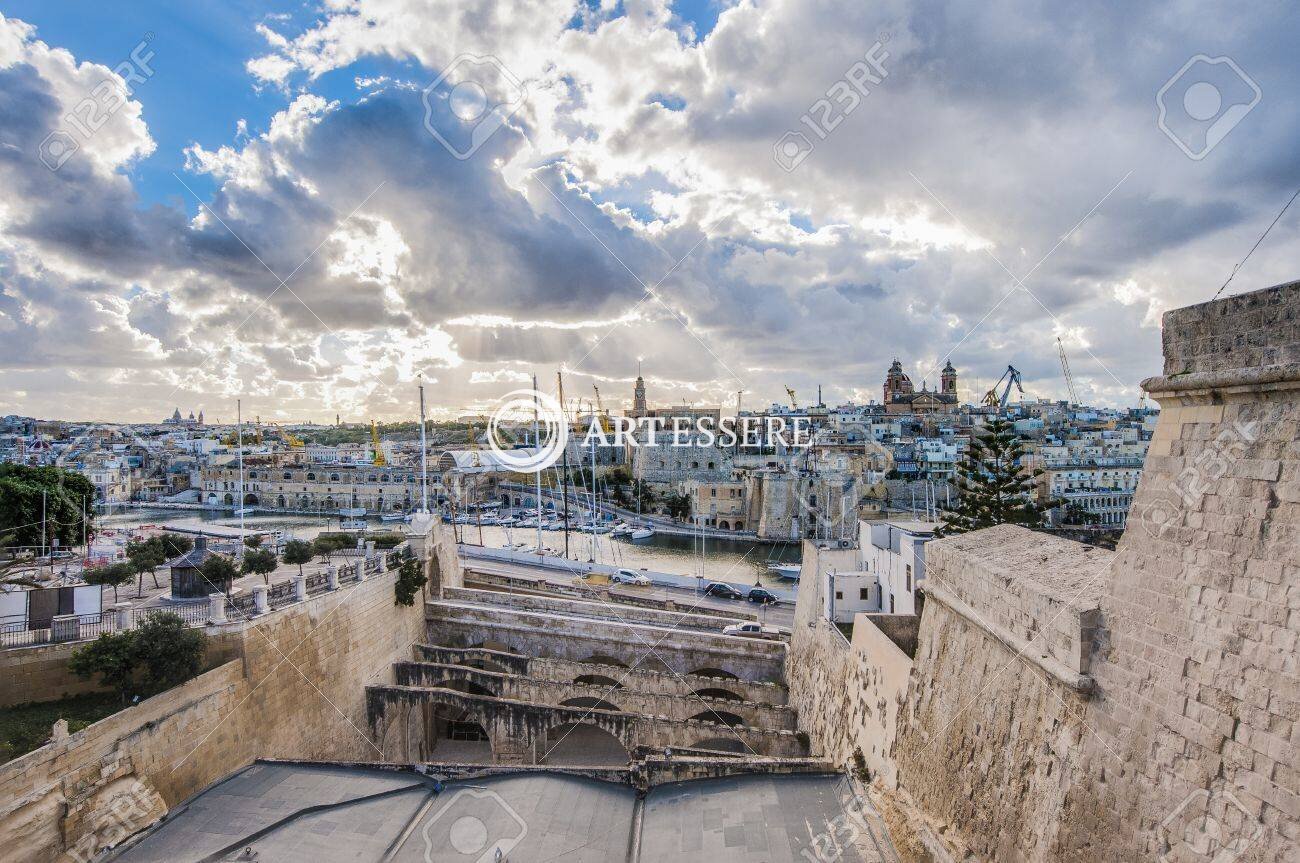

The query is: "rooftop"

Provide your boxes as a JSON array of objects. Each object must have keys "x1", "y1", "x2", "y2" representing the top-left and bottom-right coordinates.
[{"x1": 109, "y1": 761, "x2": 884, "y2": 862}]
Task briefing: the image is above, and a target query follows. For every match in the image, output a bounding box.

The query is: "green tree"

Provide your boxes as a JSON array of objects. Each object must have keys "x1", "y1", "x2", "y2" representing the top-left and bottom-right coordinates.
[
  {"x1": 664, "y1": 491, "x2": 692, "y2": 522},
  {"x1": 938, "y1": 418, "x2": 1055, "y2": 535},
  {"x1": 282, "y1": 539, "x2": 315, "y2": 575},
  {"x1": 131, "y1": 612, "x2": 206, "y2": 695},
  {"x1": 394, "y1": 556, "x2": 427, "y2": 606},
  {"x1": 68, "y1": 612, "x2": 206, "y2": 702},
  {"x1": 156, "y1": 534, "x2": 193, "y2": 558},
  {"x1": 83, "y1": 562, "x2": 134, "y2": 602},
  {"x1": 240, "y1": 548, "x2": 278, "y2": 584},
  {"x1": 0, "y1": 464, "x2": 96, "y2": 549},
  {"x1": 68, "y1": 631, "x2": 138, "y2": 701},
  {"x1": 311, "y1": 533, "x2": 354, "y2": 563},
  {"x1": 126, "y1": 538, "x2": 166, "y2": 597},
  {"x1": 196, "y1": 554, "x2": 238, "y2": 594},
  {"x1": 243, "y1": 534, "x2": 263, "y2": 549}
]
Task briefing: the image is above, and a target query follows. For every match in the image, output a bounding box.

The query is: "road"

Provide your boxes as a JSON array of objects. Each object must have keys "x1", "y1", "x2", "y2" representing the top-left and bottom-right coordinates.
[{"x1": 460, "y1": 555, "x2": 797, "y2": 628}]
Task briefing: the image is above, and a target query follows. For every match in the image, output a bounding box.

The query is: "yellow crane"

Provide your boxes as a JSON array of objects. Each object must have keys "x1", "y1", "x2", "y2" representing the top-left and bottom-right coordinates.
[
  {"x1": 592, "y1": 384, "x2": 613, "y2": 432},
  {"x1": 370, "y1": 420, "x2": 387, "y2": 466},
  {"x1": 784, "y1": 386, "x2": 798, "y2": 410}
]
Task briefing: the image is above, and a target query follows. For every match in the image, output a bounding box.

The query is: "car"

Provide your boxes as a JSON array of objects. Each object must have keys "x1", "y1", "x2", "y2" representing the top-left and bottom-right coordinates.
[
  {"x1": 746, "y1": 587, "x2": 779, "y2": 604},
  {"x1": 611, "y1": 569, "x2": 651, "y2": 586},
  {"x1": 703, "y1": 582, "x2": 744, "y2": 600},
  {"x1": 722, "y1": 621, "x2": 782, "y2": 640}
]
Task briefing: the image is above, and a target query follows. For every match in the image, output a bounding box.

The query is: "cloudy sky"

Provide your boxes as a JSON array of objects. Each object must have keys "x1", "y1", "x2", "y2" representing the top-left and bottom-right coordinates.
[{"x1": 0, "y1": 1, "x2": 1296, "y2": 423}]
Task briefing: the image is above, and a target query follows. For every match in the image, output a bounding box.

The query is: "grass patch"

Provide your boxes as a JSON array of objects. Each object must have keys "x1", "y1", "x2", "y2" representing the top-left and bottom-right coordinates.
[{"x1": 0, "y1": 692, "x2": 125, "y2": 764}]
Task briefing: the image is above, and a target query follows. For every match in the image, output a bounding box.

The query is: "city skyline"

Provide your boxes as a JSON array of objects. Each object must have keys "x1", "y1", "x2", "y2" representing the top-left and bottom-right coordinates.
[{"x1": 2, "y1": 4, "x2": 1297, "y2": 423}]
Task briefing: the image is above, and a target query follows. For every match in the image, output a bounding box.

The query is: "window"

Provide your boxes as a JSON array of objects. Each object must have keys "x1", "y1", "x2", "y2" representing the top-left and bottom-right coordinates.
[
  {"x1": 835, "y1": 591, "x2": 843, "y2": 600},
  {"x1": 906, "y1": 564, "x2": 912, "y2": 591},
  {"x1": 859, "y1": 588, "x2": 870, "y2": 601}
]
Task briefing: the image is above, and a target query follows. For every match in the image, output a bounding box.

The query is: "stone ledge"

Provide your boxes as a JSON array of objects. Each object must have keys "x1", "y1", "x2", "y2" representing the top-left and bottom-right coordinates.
[
  {"x1": 1142, "y1": 361, "x2": 1300, "y2": 396},
  {"x1": 923, "y1": 581, "x2": 1095, "y2": 693}
]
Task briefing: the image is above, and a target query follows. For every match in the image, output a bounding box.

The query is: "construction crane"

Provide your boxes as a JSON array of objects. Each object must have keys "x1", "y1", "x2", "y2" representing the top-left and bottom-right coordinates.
[
  {"x1": 982, "y1": 365, "x2": 1025, "y2": 409},
  {"x1": 370, "y1": 420, "x2": 387, "y2": 466},
  {"x1": 784, "y1": 386, "x2": 798, "y2": 411},
  {"x1": 1056, "y1": 338, "x2": 1079, "y2": 405},
  {"x1": 591, "y1": 385, "x2": 613, "y2": 432}
]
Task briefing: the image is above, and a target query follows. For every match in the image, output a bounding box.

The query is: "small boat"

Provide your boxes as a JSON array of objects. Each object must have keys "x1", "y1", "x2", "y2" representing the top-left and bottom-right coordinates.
[
  {"x1": 380, "y1": 512, "x2": 408, "y2": 523},
  {"x1": 629, "y1": 527, "x2": 655, "y2": 540},
  {"x1": 233, "y1": 507, "x2": 256, "y2": 517},
  {"x1": 610, "y1": 523, "x2": 633, "y2": 537},
  {"x1": 767, "y1": 562, "x2": 802, "y2": 580},
  {"x1": 497, "y1": 516, "x2": 518, "y2": 527}
]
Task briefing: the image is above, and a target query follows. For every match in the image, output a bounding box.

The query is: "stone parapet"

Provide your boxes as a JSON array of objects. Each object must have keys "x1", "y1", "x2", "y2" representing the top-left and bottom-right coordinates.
[{"x1": 923, "y1": 525, "x2": 1109, "y2": 683}]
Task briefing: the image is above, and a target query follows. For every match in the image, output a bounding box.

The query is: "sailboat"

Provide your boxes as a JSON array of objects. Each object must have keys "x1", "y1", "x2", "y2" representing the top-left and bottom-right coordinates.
[{"x1": 234, "y1": 399, "x2": 255, "y2": 517}]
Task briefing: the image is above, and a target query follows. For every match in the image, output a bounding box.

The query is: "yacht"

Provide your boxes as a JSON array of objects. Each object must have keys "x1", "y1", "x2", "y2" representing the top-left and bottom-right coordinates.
[
  {"x1": 629, "y1": 526, "x2": 655, "y2": 541},
  {"x1": 610, "y1": 522, "x2": 633, "y2": 537},
  {"x1": 767, "y1": 562, "x2": 803, "y2": 580}
]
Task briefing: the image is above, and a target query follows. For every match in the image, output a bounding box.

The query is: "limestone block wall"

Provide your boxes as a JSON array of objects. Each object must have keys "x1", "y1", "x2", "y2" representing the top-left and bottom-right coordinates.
[
  {"x1": 922, "y1": 528, "x2": 1109, "y2": 681},
  {"x1": 0, "y1": 641, "x2": 117, "y2": 708},
  {"x1": 0, "y1": 567, "x2": 427, "y2": 863}
]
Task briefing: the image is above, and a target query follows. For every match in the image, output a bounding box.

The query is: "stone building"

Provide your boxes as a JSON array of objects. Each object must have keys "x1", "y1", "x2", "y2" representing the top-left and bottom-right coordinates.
[
  {"x1": 882, "y1": 359, "x2": 959, "y2": 415},
  {"x1": 200, "y1": 458, "x2": 435, "y2": 513}
]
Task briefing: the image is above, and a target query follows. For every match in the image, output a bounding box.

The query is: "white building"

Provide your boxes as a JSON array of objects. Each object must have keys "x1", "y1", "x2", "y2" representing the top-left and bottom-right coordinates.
[
  {"x1": 860, "y1": 519, "x2": 938, "y2": 615},
  {"x1": 823, "y1": 571, "x2": 880, "y2": 623}
]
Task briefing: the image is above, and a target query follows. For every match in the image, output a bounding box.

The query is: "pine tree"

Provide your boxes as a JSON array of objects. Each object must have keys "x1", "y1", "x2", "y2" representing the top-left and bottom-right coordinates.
[{"x1": 938, "y1": 418, "x2": 1054, "y2": 535}]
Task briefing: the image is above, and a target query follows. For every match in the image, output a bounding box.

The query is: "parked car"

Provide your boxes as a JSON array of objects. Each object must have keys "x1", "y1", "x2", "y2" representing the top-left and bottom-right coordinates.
[
  {"x1": 747, "y1": 587, "x2": 779, "y2": 604},
  {"x1": 703, "y1": 582, "x2": 744, "y2": 600},
  {"x1": 722, "y1": 621, "x2": 782, "y2": 640},
  {"x1": 612, "y1": 568, "x2": 651, "y2": 586}
]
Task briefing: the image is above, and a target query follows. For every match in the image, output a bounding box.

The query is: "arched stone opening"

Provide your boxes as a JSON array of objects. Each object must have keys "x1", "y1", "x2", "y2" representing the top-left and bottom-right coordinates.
[
  {"x1": 688, "y1": 667, "x2": 738, "y2": 680},
  {"x1": 276, "y1": 495, "x2": 286, "y2": 508},
  {"x1": 559, "y1": 697, "x2": 623, "y2": 713},
  {"x1": 692, "y1": 687, "x2": 745, "y2": 702},
  {"x1": 223, "y1": 493, "x2": 234, "y2": 505},
  {"x1": 470, "y1": 639, "x2": 514, "y2": 654},
  {"x1": 539, "y1": 722, "x2": 629, "y2": 766},
  {"x1": 689, "y1": 709, "x2": 745, "y2": 727},
  {"x1": 243, "y1": 493, "x2": 259, "y2": 505},
  {"x1": 574, "y1": 674, "x2": 623, "y2": 689},
  {"x1": 434, "y1": 679, "x2": 498, "y2": 697},
  {"x1": 689, "y1": 737, "x2": 748, "y2": 754},
  {"x1": 425, "y1": 703, "x2": 492, "y2": 763}
]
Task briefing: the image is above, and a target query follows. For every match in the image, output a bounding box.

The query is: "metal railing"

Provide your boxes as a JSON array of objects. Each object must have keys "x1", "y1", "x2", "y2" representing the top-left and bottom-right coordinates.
[{"x1": 1, "y1": 543, "x2": 416, "y2": 650}]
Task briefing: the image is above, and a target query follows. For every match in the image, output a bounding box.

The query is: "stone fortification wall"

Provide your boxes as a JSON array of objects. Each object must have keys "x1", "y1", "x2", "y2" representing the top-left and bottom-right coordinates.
[
  {"x1": 788, "y1": 281, "x2": 1300, "y2": 862},
  {"x1": 0, "y1": 565, "x2": 427, "y2": 863}
]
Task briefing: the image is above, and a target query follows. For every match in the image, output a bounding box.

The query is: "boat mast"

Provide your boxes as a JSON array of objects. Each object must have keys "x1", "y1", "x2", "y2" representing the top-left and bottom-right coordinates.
[
  {"x1": 557, "y1": 370, "x2": 570, "y2": 560},
  {"x1": 237, "y1": 398, "x2": 245, "y2": 558},
  {"x1": 532, "y1": 376, "x2": 544, "y2": 554},
  {"x1": 418, "y1": 377, "x2": 429, "y2": 513}
]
